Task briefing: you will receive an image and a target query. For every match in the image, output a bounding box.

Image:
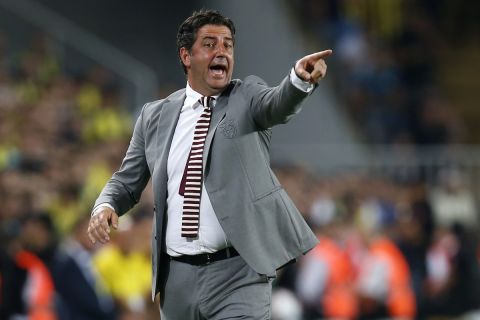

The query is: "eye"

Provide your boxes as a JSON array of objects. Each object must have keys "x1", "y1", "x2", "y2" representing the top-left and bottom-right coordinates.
[{"x1": 204, "y1": 42, "x2": 215, "y2": 48}]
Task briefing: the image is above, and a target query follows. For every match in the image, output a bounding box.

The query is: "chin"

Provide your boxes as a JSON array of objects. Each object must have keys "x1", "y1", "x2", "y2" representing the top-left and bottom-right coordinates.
[{"x1": 209, "y1": 80, "x2": 230, "y2": 91}]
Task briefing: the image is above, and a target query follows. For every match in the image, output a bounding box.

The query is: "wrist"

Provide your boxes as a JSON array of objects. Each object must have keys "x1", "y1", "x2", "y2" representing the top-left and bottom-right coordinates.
[
  {"x1": 92, "y1": 203, "x2": 115, "y2": 216},
  {"x1": 290, "y1": 68, "x2": 314, "y2": 93},
  {"x1": 293, "y1": 61, "x2": 307, "y2": 81}
]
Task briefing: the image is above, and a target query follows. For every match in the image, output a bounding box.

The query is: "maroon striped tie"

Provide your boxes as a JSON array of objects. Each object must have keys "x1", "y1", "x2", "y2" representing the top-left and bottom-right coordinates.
[{"x1": 179, "y1": 96, "x2": 214, "y2": 238}]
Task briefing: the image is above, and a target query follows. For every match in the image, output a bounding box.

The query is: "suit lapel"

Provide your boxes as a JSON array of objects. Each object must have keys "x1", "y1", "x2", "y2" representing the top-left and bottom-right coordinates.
[
  {"x1": 153, "y1": 82, "x2": 235, "y2": 181},
  {"x1": 203, "y1": 91, "x2": 229, "y2": 164},
  {"x1": 154, "y1": 92, "x2": 185, "y2": 178}
]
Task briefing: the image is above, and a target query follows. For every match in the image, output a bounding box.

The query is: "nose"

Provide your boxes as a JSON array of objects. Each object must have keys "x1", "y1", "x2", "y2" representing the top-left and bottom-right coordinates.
[
  {"x1": 215, "y1": 41, "x2": 227, "y2": 57},
  {"x1": 215, "y1": 43, "x2": 226, "y2": 56}
]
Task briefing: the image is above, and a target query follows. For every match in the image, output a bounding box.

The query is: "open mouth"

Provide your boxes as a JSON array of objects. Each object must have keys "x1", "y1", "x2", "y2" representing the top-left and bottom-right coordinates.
[{"x1": 209, "y1": 63, "x2": 227, "y2": 77}]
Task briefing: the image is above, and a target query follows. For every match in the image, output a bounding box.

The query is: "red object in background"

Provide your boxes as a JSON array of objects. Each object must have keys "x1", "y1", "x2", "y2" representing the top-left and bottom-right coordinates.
[{"x1": 15, "y1": 250, "x2": 57, "y2": 320}]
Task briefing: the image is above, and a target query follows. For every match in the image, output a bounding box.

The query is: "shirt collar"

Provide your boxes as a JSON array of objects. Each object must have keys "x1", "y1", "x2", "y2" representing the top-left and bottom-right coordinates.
[{"x1": 183, "y1": 82, "x2": 219, "y2": 111}]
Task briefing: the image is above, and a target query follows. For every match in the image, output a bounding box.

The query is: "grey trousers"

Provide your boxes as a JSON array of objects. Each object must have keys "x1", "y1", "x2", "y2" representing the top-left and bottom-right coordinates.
[{"x1": 159, "y1": 254, "x2": 273, "y2": 319}]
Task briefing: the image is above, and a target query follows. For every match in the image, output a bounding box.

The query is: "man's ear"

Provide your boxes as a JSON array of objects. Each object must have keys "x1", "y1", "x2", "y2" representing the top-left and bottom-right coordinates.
[{"x1": 180, "y1": 47, "x2": 191, "y2": 69}]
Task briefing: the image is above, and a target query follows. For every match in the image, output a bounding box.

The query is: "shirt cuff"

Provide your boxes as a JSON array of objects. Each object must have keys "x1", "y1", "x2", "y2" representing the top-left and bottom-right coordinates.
[
  {"x1": 290, "y1": 68, "x2": 314, "y2": 93},
  {"x1": 92, "y1": 203, "x2": 115, "y2": 216}
]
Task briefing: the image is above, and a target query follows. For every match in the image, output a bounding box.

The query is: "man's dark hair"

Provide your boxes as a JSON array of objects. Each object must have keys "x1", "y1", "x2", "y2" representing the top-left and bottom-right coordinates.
[{"x1": 176, "y1": 9, "x2": 236, "y2": 74}]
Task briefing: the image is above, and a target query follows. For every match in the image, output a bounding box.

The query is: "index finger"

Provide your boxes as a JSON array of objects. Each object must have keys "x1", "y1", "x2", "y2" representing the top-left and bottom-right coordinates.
[{"x1": 305, "y1": 49, "x2": 333, "y2": 61}]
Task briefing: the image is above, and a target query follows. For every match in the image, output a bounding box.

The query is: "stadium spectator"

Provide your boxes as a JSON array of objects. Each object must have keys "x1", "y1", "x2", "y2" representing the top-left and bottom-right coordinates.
[
  {"x1": 93, "y1": 210, "x2": 153, "y2": 319},
  {"x1": 296, "y1": 204, "x2": 358, "y2": 319},
  {"x1": 0, "y1": 215, "x2": 60, "y2": 319},
  {"x1": 52, "y1": 214, "x2": 117, "y2": 320}
]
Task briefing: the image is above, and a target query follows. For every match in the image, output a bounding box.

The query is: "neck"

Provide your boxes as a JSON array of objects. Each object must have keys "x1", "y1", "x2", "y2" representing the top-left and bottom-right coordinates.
[
  {"x1": 192, "y1": 87, "x2": 222, "y2": 97},
  {"x1": 187, "y1": 80, "x2": 226, "y2": 97}
]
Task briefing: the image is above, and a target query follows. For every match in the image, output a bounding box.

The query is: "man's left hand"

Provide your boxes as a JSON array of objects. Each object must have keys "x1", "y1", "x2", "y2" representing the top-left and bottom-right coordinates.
[{"x1": 295, "y1": 49, "x2": 333, "y2": 84}]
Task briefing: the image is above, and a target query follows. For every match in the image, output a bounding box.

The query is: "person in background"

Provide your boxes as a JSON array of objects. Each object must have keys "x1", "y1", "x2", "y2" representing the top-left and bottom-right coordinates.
[
  {"x1": 93, "y1": 210, "x2": 152, "y2": 319},
  {"x1": 296, "y1": 203, "x2": 358, "y2": 319},
  {"x1": 355, "y1": 204, "x2": 416, "y2": 320},
  {"x1": 0, "y1": 215, "x2": 59, "y2": 319},
  {"x1": 52, "y1": 214, "x2": 117, "y2": 320}
]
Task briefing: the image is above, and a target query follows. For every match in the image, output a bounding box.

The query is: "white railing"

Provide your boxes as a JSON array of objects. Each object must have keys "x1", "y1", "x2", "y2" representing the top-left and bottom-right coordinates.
[{"x1": 271, "y1": 143, "x2": 480, "y2": 183}]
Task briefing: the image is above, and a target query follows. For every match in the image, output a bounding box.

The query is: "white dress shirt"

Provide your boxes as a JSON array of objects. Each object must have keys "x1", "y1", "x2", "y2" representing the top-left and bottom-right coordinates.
[
  {"x1": 94, "y1": 69, "x2": 313, "y2": 256},
  {"x1": 165, "y1": 84, "x2": 230, "y2": 256}
]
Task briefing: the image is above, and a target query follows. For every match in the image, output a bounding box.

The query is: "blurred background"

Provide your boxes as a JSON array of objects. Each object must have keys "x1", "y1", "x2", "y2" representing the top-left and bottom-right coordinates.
[{"x1": 0, "y1": 0, "x2": 479, "y2": 319}]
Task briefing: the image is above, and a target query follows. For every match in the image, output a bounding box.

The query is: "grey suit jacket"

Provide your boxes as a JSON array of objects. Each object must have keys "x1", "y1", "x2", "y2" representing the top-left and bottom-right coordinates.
[{"x1": 95, "y1": 73, "x2": 319, "y2": 300}]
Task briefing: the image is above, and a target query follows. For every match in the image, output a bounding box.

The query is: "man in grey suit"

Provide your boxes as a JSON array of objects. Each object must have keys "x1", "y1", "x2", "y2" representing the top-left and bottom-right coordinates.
[{"x1": 88, "y1": 9, "x2": 332, "y2": 319}]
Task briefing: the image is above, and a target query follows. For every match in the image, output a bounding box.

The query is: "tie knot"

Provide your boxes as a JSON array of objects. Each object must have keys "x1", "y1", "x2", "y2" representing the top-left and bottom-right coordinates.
[{"x1": 199, "y1": 96, "x2": 214, "y2": 109}]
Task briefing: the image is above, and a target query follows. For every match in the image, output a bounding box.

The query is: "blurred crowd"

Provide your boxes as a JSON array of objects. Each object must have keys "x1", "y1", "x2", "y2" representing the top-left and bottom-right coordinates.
[
  {"x1": 0, "y1": 31, "x2": 158, "y2": 319},
  {"x1": 273, "y1": 1, "x2": 480, "y2": 319},
  {"x1": 1, "y1": 1, "x2": 480, "y2": 319},
  {"x1": 272, "y1": 165, "x2": 480, "y2": 320},
  {"x1": 289, "y1": 0, "x2": 479, "y2": 145}
]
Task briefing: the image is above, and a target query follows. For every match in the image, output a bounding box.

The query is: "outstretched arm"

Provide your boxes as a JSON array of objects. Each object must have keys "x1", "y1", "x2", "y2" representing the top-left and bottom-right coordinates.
[{"x1": 249, "y1": 49, "x2": 333, "y2": 129}]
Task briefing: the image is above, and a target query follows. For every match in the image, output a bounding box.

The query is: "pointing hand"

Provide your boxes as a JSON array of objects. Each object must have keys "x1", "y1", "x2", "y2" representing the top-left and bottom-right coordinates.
[{"x1": 295, "y1": 49, "x2": 333, "y2": 84}]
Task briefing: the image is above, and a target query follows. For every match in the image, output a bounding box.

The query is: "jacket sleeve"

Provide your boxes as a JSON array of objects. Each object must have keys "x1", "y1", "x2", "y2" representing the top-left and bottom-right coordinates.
[
  {"x1": 93, "y1": 103, "x2": 151, "y2": 216},
  {"x1": 245, "y1": 73, "x2": 315, "y2": 130}
]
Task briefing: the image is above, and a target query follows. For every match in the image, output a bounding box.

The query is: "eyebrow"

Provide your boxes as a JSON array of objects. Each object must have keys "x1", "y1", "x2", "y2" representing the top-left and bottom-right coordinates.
[{"x1": 202, "y1": 36, "x2": 234, "y2": 42}]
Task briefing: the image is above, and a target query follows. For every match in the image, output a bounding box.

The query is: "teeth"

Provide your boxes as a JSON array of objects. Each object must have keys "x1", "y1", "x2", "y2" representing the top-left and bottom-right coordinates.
[{"x1": 211, "y1": 68, "x2": 224, "y2": 75}]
